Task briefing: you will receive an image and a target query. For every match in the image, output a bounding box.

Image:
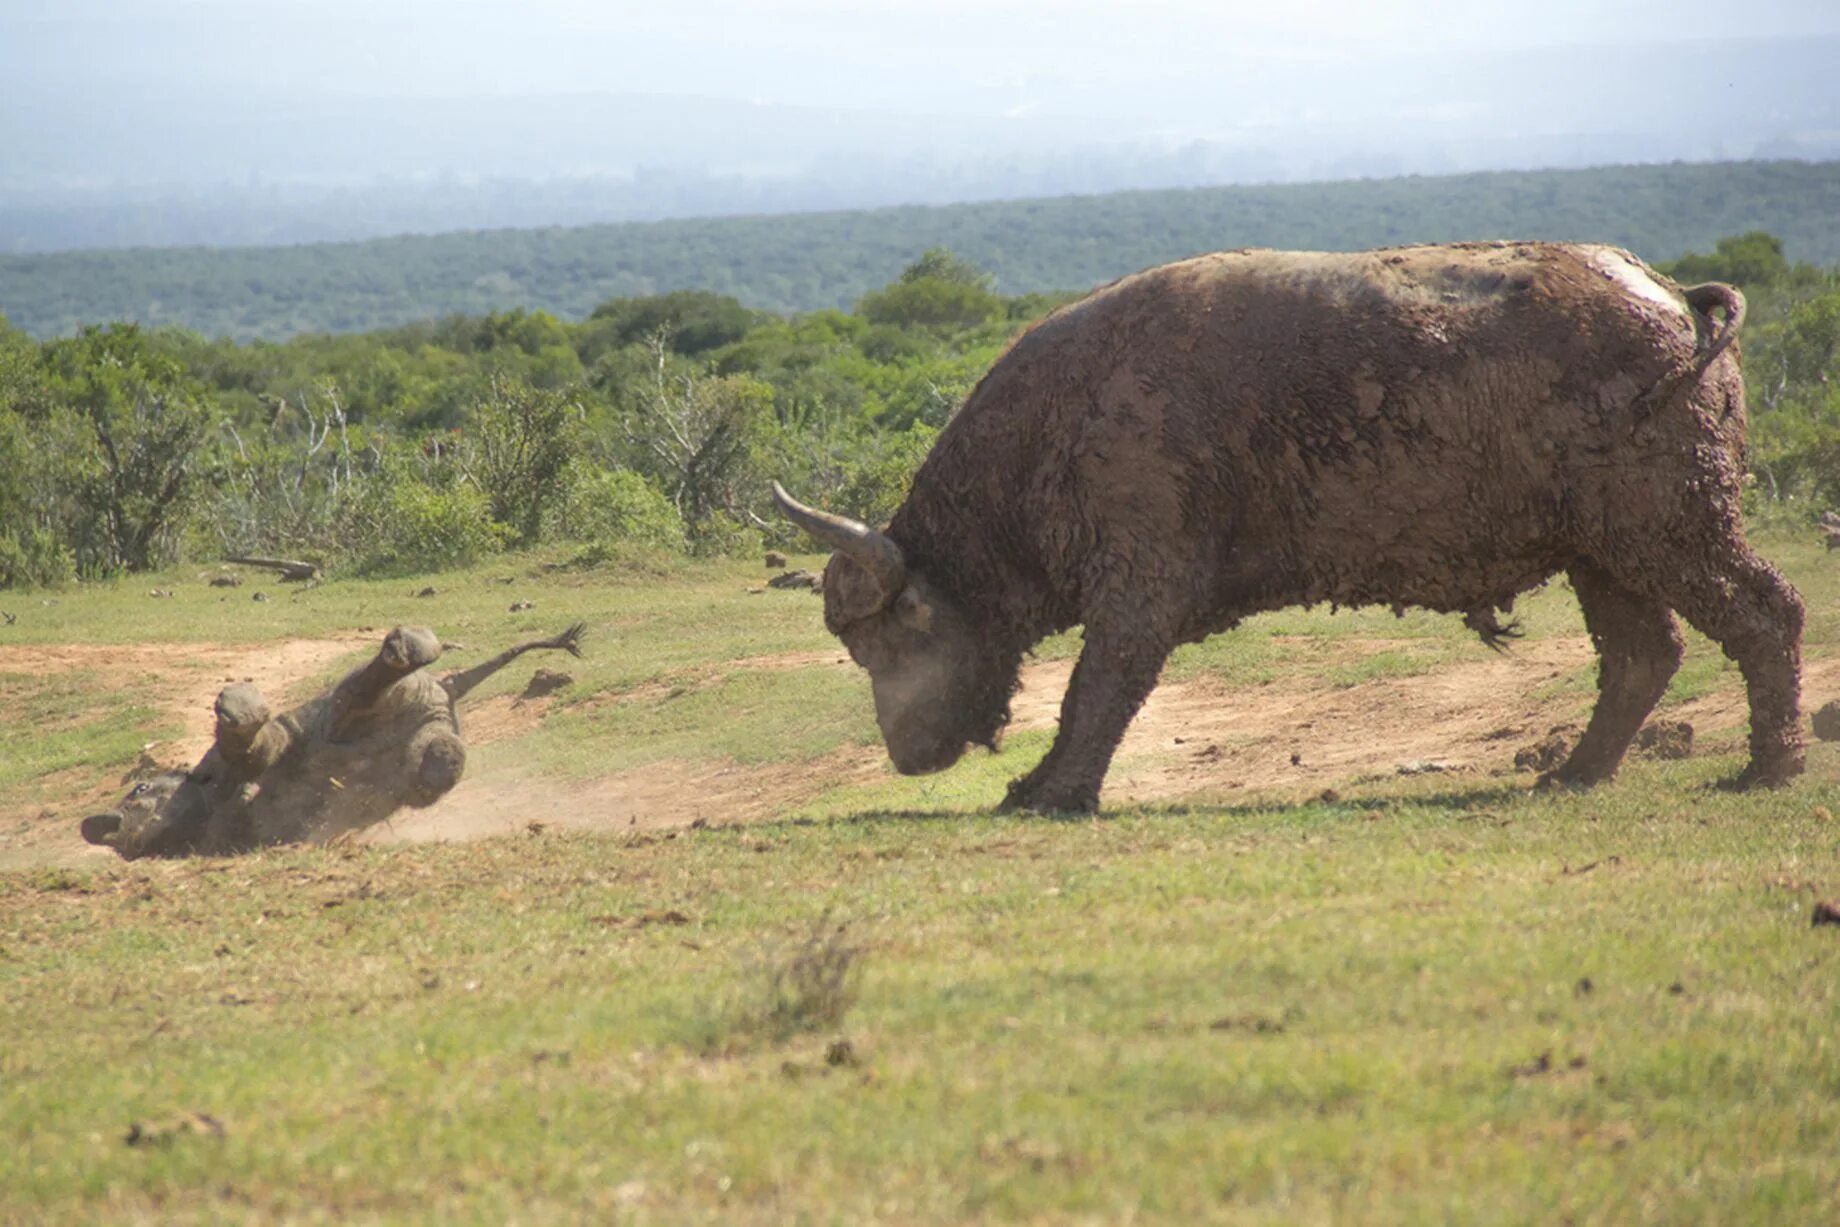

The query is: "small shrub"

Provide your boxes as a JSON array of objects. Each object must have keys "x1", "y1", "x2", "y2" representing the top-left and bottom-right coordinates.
[
  {"x1": 703, "y1": 920, "x2": 865, "y2": 1051},
  {"x1": 356, "y1": 474, "x2": 509, "y2": 575},
  {"x1": 548, "y1": 465, "x2": 687, "y2": 552},
  {"x1": 835, "y1": 422, "x2": 938, "y2": 527},
  {"x1": 466, "y1": 377, "x2": 583, "y2": 546},
  {"x1": 0, "y1": 525, "x2": 76, "y2": 590},
  {"x1": 686, "y1": 512, "x2": 764, "y2": 560}
]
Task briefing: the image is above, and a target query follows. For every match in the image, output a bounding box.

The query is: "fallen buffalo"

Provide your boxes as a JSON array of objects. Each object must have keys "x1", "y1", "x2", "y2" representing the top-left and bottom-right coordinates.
[
  {"x1": 775, "y1": 242, "x2": 1804, "y2": 812},
  {"x1": 83, "y1": 623, "x2": 584, "y2": 858}
]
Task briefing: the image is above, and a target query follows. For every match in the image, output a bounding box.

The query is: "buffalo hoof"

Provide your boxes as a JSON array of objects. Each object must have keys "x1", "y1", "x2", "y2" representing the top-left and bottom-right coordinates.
[
  {"x1": 1532, "y1": 769, "x2": 1603, "y2": 793},
  {"x1": 998, "y1": 777, "x2": 1099, "y2": 816},
  {"x1": 1718, "y1": 756, "x2": 1803, "y2": 792}
]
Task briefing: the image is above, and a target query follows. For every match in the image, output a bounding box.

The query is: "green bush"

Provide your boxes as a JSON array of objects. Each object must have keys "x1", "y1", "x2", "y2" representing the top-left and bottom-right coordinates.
[
  {"x1": 548, "y1": 466, "x2": 687, "y2": 552},
  {"x1": 466, "y1": 377, "x2": 583, "y2": 546},
  {"x1": 686, "y1": 512, "x2": 765, "y2": 559},
  {"x1": 355, "y1": 474, "x2": 510, "y2": 575},
  {"x1": 0, "y1": 525, "x2": 76, "y2": 590},
  {"x1": 834, "y1": 422, "x2": 938, "y2": 526}
]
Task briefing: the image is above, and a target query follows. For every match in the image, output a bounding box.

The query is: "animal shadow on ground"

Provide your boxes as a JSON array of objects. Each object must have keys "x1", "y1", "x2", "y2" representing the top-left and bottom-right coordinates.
[{"x1": 770, "y1": 781, "x2": 1537, "y2": 833}]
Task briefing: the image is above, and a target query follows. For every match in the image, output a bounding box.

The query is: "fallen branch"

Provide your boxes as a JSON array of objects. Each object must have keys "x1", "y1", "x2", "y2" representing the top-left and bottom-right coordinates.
[{"x1": 225, "y1": 556, "x2": 322, "y2": 582}]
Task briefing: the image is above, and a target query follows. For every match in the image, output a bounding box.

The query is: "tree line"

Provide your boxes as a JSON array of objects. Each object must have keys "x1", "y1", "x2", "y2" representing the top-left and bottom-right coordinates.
[
  {"x1": 5, "y1": 160, "x2": 1840, "y2": 342},
  {"x1": 2, "y1": 236, "x2": 1836, "y2": 590}
]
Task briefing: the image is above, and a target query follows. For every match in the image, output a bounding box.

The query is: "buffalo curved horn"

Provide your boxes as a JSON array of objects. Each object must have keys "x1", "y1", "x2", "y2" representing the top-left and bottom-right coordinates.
[{"x1": 771, "y1": 482, "x2": 906, "y2": 599}]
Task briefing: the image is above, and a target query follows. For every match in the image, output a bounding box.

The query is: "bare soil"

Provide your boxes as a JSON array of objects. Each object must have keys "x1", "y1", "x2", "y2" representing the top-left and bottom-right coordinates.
[{"x1": 9, "y1": 633, "x2": 1839, "y2": 864}]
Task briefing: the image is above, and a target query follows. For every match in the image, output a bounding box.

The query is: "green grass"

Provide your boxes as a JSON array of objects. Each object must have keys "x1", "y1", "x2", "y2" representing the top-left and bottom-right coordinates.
[
  {"x1": 3, "y1": 530, "x2": 1839, "y2": 1222},
  {"x1": 0, "y1": 670, "x2": 170, "y2": 816},
  {"x1": 2, "y1": 776, "x2": 1838, "y2": 1223}
]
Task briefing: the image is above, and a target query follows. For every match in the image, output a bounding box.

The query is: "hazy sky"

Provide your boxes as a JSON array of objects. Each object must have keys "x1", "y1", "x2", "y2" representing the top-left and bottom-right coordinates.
[
  {"x1": 8, "y1": 0, "x2": 1840, "y2": 113},
  {"x1": 5, "y1": 0, "x2": 1840, "y2": 214}
]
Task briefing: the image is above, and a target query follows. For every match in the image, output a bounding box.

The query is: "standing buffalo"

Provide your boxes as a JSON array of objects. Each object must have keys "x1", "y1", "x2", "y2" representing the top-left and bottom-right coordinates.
[
  {"x1": 83, "y1": 624, "x2": 584, "y2": 858},
  {"x1": 775, "y1": 242, "x2": 1803, "y2": 812}
]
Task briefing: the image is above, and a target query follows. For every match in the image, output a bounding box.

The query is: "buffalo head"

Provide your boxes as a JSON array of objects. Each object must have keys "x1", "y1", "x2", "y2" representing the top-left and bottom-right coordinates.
[
  {"x1": 773, "y1": 483, "x2": 1014, "y2": 774},
  {"x1": 81, "y1": 771, "x2": 209, "y2": 860}
]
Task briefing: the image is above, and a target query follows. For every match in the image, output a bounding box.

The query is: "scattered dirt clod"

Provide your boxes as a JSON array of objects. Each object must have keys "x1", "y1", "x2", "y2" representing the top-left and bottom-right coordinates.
[
  {"x1": 767, "y1": 569, "x2": 820, "y2": 591},
  {"x1": 1515, "y1": 724, "x2": 1578, "y2": 773},
  {"x1": 764, "y1": 550, "x2": 788, "y2": 569},
  {"x1": 1633, "y1": 719, "x2": 1694, "y2": 760},
  {"x1": 1508, "y1": 1052, "x2": 1583, "y2": 1078},
  {"x1": 125, "y1": 1111, "x2": 225, "y2": 1147},
  {"x1": 1813, "y1": 701, "x2": 1840, "y2": 742},
  {"x1": 1813, "y1": 900, "x2": 1840, "y2": 927},
  {"x1": 520, "y1": 668, "x2": 573, "y2": 700}
]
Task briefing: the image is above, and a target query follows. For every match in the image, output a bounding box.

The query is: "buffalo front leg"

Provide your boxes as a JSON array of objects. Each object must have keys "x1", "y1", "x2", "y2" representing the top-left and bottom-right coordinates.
[
  {"x1": 1659, "y1": 547, "x2": 1805, "y2": 787},
  {"x1": 1543, "y1": 561, "x2": 1684, "y2": 787},
  {"x1": 1000, "y1": 624, "x2": 1171, "y2": 814},
  {"x1": 210, "y1": 683, "x2": 293, "y2": 778}
]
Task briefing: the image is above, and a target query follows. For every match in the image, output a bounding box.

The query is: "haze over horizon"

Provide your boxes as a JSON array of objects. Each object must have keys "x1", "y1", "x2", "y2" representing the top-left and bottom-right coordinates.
[{"x1": 5, "y1": 0, "x2": 1840, "y2": 251}]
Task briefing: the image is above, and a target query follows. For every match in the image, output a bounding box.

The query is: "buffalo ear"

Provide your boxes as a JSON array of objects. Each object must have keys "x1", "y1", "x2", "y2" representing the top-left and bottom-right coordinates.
[
  {"x1": 81, "y1": 812, "x2": 123, "y2": 847},
  {"x1": 893, "y1": 587, "x2": 934, "y2": 633}
]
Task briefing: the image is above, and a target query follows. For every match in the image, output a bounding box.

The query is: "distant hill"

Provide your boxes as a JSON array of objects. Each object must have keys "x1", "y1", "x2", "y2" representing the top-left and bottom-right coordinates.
[{"x1": 5, "y1": 160, "x2": 1840, "y2": 341}]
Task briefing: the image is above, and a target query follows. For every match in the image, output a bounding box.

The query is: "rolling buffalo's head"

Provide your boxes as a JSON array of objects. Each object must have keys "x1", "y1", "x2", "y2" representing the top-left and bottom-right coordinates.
[
  {"x1": 81, "y1": 770, "x2": 208, "y2": 860},
  {"x1": 773, "y1": 483, "x2": 1014, "y2": 775}
]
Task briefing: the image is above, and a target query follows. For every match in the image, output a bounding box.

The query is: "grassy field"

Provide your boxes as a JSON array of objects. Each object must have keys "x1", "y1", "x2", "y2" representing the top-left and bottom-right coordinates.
[{"x1": 2, "y1": 535, "x2": 1839, "y2": 1223}]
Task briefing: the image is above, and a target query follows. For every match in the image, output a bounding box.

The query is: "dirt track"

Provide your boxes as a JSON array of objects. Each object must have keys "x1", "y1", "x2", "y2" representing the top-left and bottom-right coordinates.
[{"x1": 8, "y1": 632, "x2": 1835, "y2": 865}]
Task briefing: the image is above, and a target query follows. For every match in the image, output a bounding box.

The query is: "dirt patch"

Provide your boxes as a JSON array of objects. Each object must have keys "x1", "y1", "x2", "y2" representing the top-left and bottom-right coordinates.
[
  {"x1": 456, "y1": 694, "x2": 554, "y2": 748},
  {"x1": 1050, "y1": 637, "x2": 1600, "y2": 804},
  {"x1": 376, "y1": 750, "x2": 887, "y2": 845},
  {"x1": 382, "y1": 636, "x2": 1615, "y2": 839},
  {"x1": 9, "y1": 634, "x2": 1835, "y2": 866}
]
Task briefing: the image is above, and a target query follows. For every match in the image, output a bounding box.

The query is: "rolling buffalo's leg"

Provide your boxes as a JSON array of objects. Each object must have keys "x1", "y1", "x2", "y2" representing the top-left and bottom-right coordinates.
[
  {"x1": 1001, "y1": 623, "x2": 1172, "y2": 814},
  {"x1": 1543, "y1": 561, "x2": 1683, "y2": 787},
  {"x1": 1653, "y1": 545, "x2": 1804, "y2": 787},
  {"x1": 210, "y1": 683, "x2": 293, "y2": 778},
  {"x1": 402, "y1": 723, "x2": 468, "y2": 808},
  {"x1": 328, "y1": 626, "x2": 444, "y2": 742}
]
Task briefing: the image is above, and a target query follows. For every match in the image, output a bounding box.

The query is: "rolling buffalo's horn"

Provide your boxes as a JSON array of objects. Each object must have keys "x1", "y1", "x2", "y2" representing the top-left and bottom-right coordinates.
[{"x1": 771, "y1": 482, "x2": 906, "y2": 598}]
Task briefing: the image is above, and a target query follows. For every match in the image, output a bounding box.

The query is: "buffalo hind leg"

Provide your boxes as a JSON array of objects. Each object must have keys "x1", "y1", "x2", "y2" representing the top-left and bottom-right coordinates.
[
  {"x1": 1001, "y1": 623, "x2": 1170, "y2": 815},
  {"x1": 329, "y1": 626, "x2": 444, "y2": 742},
  {"x1": 1543, "y1": 561, "x2": 1683, "y2": 787},
  {"x1": 403, "y1": 723, "x2": 467, "y2": 808},
  {"x1": 1659, "y1": 547, "x2": 1804, "y2": 787}
]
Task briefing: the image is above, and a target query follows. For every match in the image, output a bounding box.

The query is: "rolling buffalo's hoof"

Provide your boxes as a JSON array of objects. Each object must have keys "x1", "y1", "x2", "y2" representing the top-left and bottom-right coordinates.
[{"x1": 380, "y1": 626, "x2": 443, "y2": 673}]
